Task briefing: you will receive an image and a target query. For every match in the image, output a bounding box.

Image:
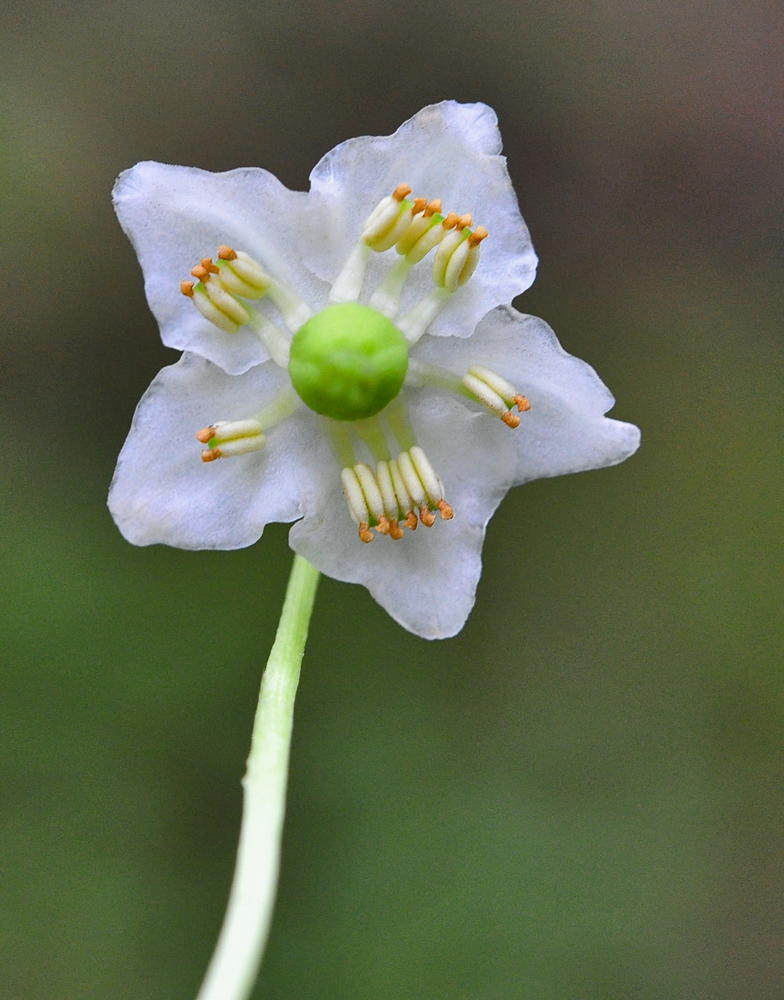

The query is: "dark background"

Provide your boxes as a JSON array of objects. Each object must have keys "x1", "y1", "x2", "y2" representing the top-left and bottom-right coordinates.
[{"x1": 2, "y1": 1, "x2": 783, "y2": 997}]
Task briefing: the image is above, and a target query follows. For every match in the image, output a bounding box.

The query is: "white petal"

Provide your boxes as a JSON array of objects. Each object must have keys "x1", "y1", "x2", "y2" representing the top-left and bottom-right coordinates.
[
  {"x1": 289, "y1": 391, "x2": 518, "y2": 640},
  {"x1": 304, "y1": 101, "x2": 538, "y2": 338},
  {"x1": 412, "y1": 305, "x2": 642, "y2": 483},
  {"x1": 108, "y1": 353, "x2": 313, "y2": 548},
  {"x1": 113, "y1": 162, "x2": 329, "y2": 375}
]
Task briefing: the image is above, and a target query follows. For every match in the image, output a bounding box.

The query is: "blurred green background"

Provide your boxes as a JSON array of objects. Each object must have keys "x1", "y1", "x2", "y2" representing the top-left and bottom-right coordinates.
[{"x1": 2, "y1": 1, "x2": 783, "y2": 997}]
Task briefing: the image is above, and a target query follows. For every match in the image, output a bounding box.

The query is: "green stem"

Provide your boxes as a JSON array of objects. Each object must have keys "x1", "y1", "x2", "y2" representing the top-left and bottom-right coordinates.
[{"x1": 196, "y1": 554, "x2": 321, "y2": 1000}]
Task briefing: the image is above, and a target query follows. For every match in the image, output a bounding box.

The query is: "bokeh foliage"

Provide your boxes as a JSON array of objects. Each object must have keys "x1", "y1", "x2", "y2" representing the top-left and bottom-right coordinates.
[{"x1": 1, "y1": 1, "x2": 782, "y2": 997}]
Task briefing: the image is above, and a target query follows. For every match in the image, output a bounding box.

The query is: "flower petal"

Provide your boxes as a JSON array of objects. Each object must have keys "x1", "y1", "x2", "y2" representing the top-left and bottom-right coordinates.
[
  {"x1": 108, "y1": 353, "x2": 312, "y2": 548},
  {"x1": 113, "y1": 162, "x2": 329, "y2": 375},
  {"x1": 289, "y1": 391, "x2": 518, "y2": 640},
  {"x1": 412, "y1": 305, "x2": 642, "y2": 483},
  {"x1": 304, "y1": 101, "x2": 538, "y2": 338}
]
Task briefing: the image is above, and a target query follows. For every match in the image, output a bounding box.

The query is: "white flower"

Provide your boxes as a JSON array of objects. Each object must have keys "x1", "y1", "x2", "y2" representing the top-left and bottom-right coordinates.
[{"x1": 109, "y1": 101, "x2": 640, "y2": 639}]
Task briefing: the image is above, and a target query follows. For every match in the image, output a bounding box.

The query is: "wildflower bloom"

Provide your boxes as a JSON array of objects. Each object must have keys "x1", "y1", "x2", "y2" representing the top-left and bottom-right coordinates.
[{"x1": 109, "y1": 102, "x2": 640, "y2": 639}]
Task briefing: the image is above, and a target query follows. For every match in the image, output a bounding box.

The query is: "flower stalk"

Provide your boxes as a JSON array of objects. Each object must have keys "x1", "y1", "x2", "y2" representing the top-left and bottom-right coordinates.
[{"x1": 196, "y1": 554, "x2": 320, "y2": 1000}]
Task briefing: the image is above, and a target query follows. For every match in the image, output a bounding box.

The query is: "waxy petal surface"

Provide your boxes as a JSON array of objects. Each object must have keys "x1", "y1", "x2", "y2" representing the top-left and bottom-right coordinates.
[
  {"x1": 114, "y1": 163, "x2": 328, "y2": 375},
  {"x1": 412, "y1": 306, "x2": 641, "y2": 483},
  {"x1": 109, "y1": 353, "x2": 309, "y2": 548},
  {"x1": 290, "y1": 391, "x2": 518, "y2": 639},
  {"x1": 304, "y1": 101, "x2": 538, "y2": 339}
]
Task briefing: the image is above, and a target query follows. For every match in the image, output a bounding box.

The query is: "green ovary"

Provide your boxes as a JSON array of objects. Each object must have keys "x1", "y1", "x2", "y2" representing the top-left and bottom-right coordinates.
[{"x1": 288, "y1": 303, "x2": 409, "y2": 422}]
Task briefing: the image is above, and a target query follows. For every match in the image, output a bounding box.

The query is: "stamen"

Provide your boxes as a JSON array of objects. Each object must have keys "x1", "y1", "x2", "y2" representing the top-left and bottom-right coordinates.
[
  {"x1": 266, "y1": 280, "x2": 313, "y2": 333},
  {"x1": 462, "y1": 364, "x2": 531, "y2": 427},
  {"x1": 437, "y1": 499, "x2": 454, "y2": 520},
  {"x1": 389, "y1": 457, "x2": 417, "y2": 522},
  {"x1": 246, "y1": 309, "x2": 291, "y2": 368},
  {"x1": 184, "y1": 280, "x2": 246, "y2": 334},
  {"x1": 328, "y1": 243, "x2": 371, "y2": 304},
  {"x1": 395, "y1": 205, "x2": 442, "y2": 256},
  {"x1": 375, "y1": 460, "x2": 405, "y2": 540},
  {"x1": 409, "y1": 446, "x2": 444, "y2": 506},
  {"x1": 341, "y1": 466, "x2": 378, "y2": 543},
  {"x1": 352, "y1": 416, "x2": 391, "y2": 463},
  {"x1": 361, "y1": 185, "x2": 413, "y2": 248},
  {"x1": 400, "y1": 211, "x2": 456, "y2": 265},
  {"x1": 217, "y1": 247, "x2": 271, "y2": 294},
  {"x1": 341, "y1": 467, "x2": 371, "y2": 525},
  {"x1": 197, "y1": 389, "x2": 300, "y2": 463},
  {"x1": 197, "y1": 419, "x2": 263, "y2": 444},
  {"x1": 202, "y1": 276, "x2": 252, "y2": 326},
  {"x1": 396, "y1": 216, "x2": 488, "y2": 343},
  {"x1": 419, "y1": 507, "x2": 436, "y2": 527},
  {"x1": 199, "y1": 419, "x2": 266, "y2": 462},
  {"x1": 339, "y1": 443, "x2": 451, "y2": 542},
  {"x1": 433, "y1": 228, "x2": 470, "y2": 290},
  {"x1": 397, "y1": 287, "x2": 452, "y2": 345},
  {"x1": 397, "y1": 448, "x2": 434, "y2": 527},
  {"x1": 182, "y1": 246, "x2": 311, "y2": 336},
  {"x1": 192, "y1": 259, "x2": 219, "y2": 279},
  {"x1": 254, "y1": 385, "x2": 303, "y2": 431},
  {"x1": 370, "y1": 198, "x2": 418, "y2": 253},
  {"x1": 368, "y1": 256, "x2": 413, "y2": 317},
  {"x1": 360, "y1": 440, "x2": 451, "y2": 534},
  {"x1": 354, "y1": 463, "x2": 386, "y2": 523}
]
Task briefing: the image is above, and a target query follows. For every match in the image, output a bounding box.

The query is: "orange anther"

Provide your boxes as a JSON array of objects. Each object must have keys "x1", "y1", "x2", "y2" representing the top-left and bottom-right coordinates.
[
  {"x1": 376, "y1": 515, "x2": 391, "y2": 536},
  {"x1": 424, "y1": 199, "x2": 442, "y2": 217},
  {"x1": 437, "y1": 499, "x2": 454, "y2": 520},
  {"x1": 201, "y1": 448, "x2": 221, "y2": 462},
  {"x1": 389, "y1": 520, "x2": 404, "y2": 540},
  {"x1": 419, "y1": 506, "x2": 436, "y2": 527},
  {"x1": 412, "y1": 197, "x2": 427, "y2": 214},
  {"x1": 393, "y1": 183, "x2": 412, "y2": 202},
  {"x1": 200, "y1": 258, "x2": 219, "y2": 274},
  {"x1": 457, "y1": 213, "x2": 473, "y2": 230},
  {"x1": 468, "y1": 226, "x2": 488, "y2": 247},
  {"x1": 442, "y1": 212, "x2": 459, "y2": 230},
  {"x1": 513, "y1": 394, "x2": 531, "y2": 412},
  {"x1": 218, "y1": 245, "x2": 238, "y2": 261},
  {"x1": 404, "y1": 511, "x2": 418, "y2": 530},
  {"x1": 181, "y1": 280, "x2": 195, "y2": 297},
  {"x1": 359, "y1": 523, "x2": 374, "y2": 543},
  {"x1": 191, "y1": 264, "x2": 210, "y2": 280},
  {"x1": 502, "y1": 411, "x2": 520, "y2": 429},
  {"x1": 196, "y1": 426, "x2": 216, "y2": 444}
]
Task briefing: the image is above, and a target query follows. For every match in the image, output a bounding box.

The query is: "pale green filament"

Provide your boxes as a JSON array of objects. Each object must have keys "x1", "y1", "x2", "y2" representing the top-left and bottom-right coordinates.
[
  {"x1": 382, "y1": 395, "x2": 417, "y2": 453},
  {"x1": 352, "y1": 415, "x2": 392, "y2": 462},
  {"x1": 246, "y1": 309, "x2": 292, "y2": 368}
]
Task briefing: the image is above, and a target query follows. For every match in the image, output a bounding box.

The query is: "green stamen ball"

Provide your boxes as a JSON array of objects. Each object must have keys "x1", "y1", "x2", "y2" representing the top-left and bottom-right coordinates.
[{"x1": 288, "y1": 303, "x2": 409, "y2": 422}]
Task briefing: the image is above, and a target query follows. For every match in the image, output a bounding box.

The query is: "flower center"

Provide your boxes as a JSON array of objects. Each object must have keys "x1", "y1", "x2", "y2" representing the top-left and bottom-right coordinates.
[
  {"x1": 287, "y1": 303, "x2": 409, "y2": 422},
  {"x1": 179, "y1": 185, "x2": 534, "y2": 543}
]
